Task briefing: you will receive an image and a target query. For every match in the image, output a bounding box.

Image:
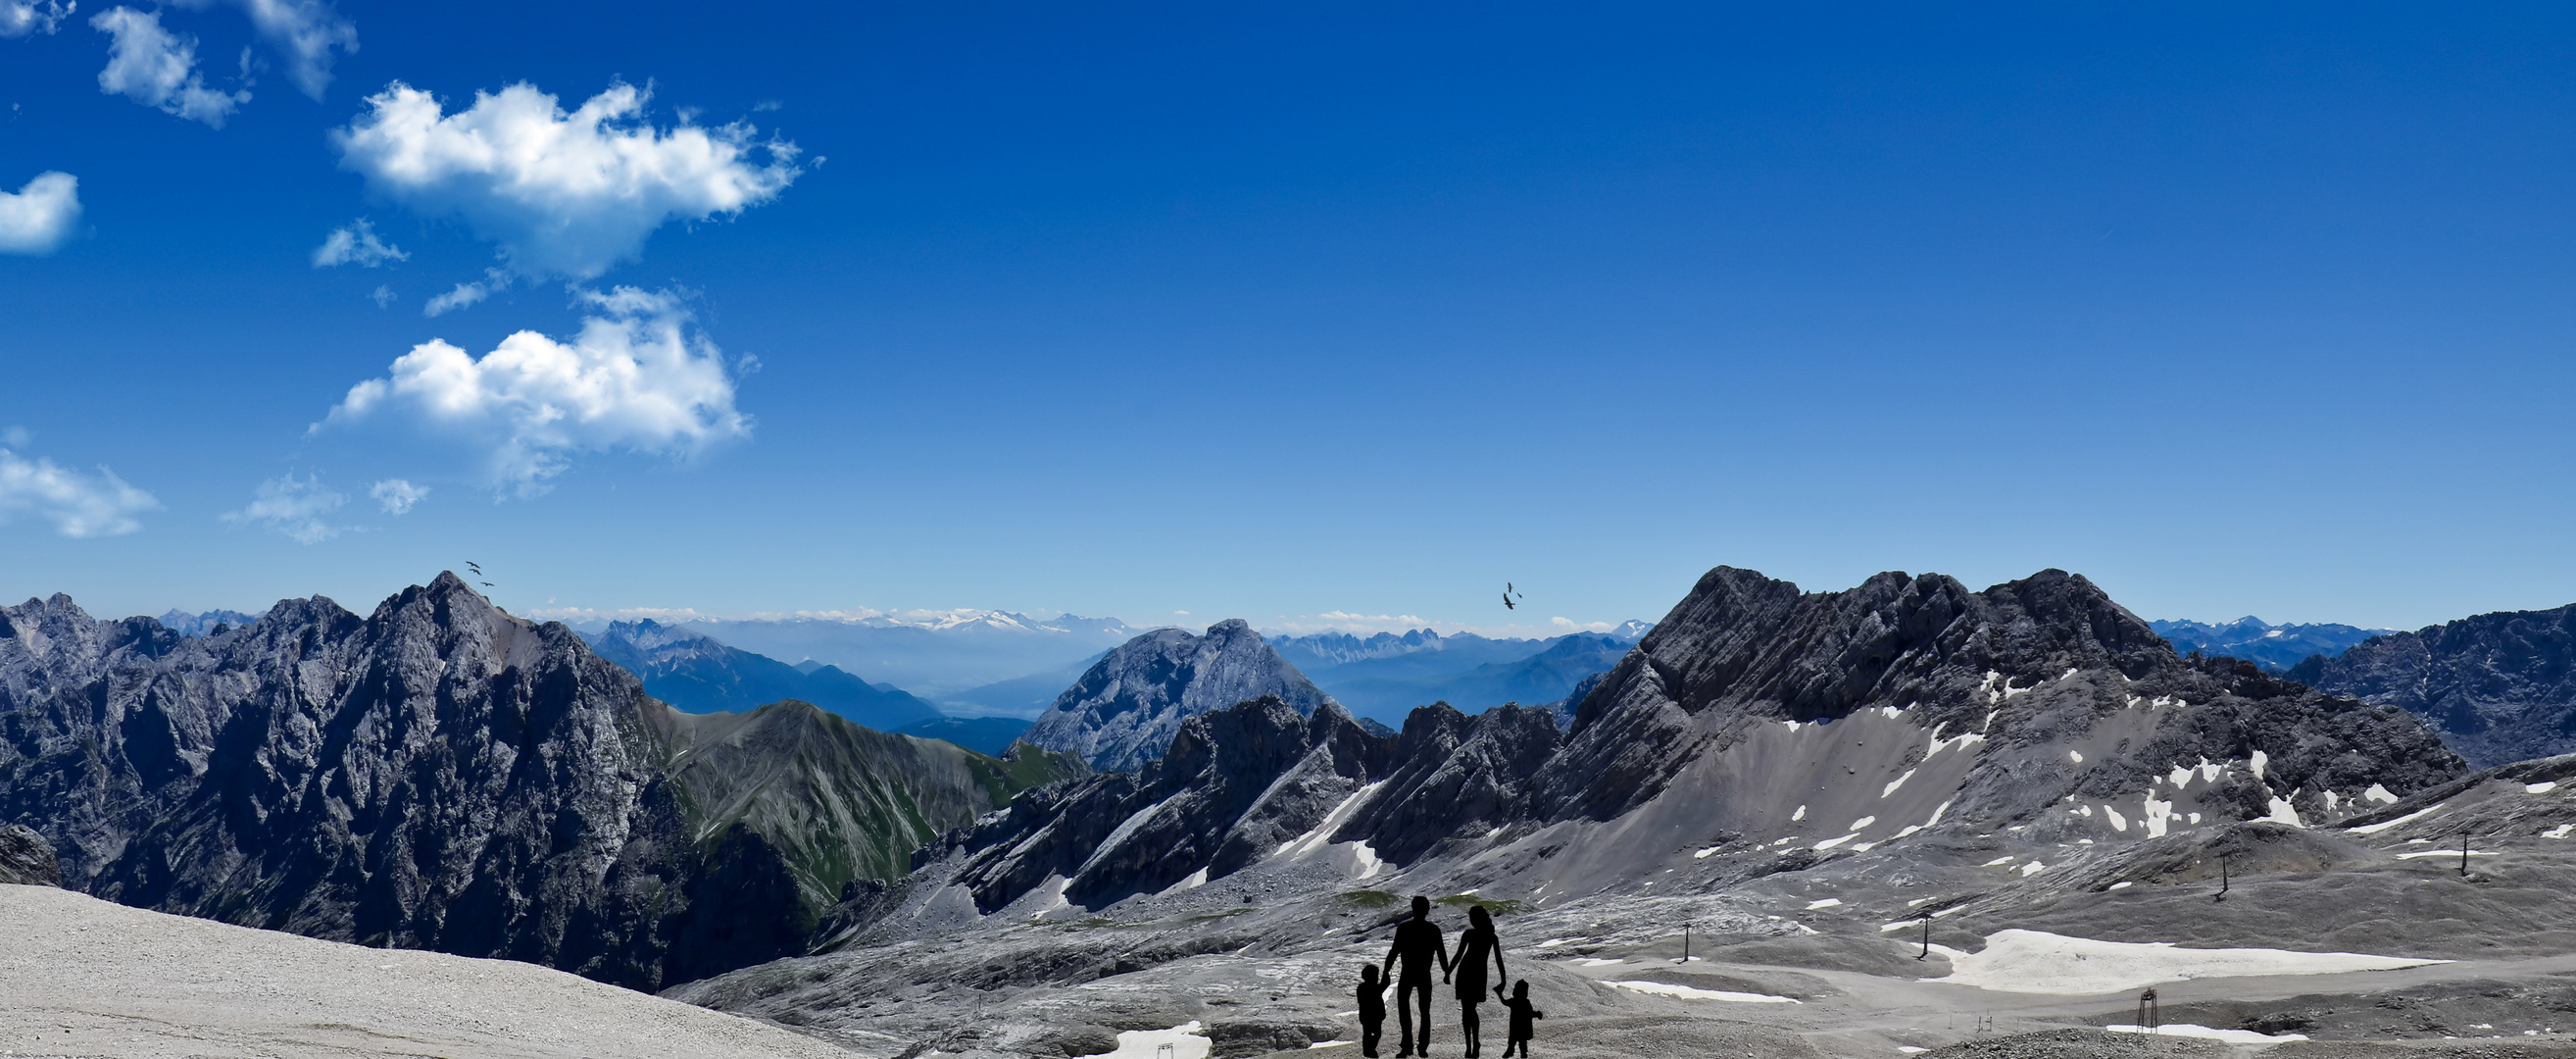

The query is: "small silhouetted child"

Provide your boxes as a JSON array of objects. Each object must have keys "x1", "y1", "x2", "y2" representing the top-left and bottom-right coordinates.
[
  {"x1": 1359, "y1": 963, "x2": 1387, "y2": 1057},
  {"x1": 1501, "y1": 980, "x2": 1542, "y2": 1058}
]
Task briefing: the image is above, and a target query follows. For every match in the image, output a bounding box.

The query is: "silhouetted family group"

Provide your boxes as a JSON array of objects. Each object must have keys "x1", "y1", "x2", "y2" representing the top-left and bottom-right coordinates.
[{"x1": 1358, "y1": 896, "x2": 1541, "y2": 1058}]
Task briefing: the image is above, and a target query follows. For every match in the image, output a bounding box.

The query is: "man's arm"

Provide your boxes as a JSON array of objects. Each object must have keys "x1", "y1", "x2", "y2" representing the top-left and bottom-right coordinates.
[{"x1": 1383, "y1": 931, "x2": 1400, "y2": 979}]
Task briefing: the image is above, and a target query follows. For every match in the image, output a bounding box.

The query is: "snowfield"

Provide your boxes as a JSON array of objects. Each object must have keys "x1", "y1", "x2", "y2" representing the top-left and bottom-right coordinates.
[{"x1": 1935, "y1": 929, "x2": 2447, "y2": 994}]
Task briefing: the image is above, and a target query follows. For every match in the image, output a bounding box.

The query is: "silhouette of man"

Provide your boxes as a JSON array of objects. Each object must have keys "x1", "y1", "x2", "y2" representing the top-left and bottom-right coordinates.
[{"x1": 1383, "y1": 895, "x2": 1451, "y2": 1057}]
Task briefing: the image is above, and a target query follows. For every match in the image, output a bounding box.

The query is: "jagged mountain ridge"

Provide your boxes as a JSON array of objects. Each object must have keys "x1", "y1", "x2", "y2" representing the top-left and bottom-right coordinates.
[
  {"x1": 2289, "y1": 602, "x2": 2576, "y2": 769},
  {"x1": 2151, "y1": 616, "x2": 2391, "y2": 673},
  {"x1": 1022, "y1": 620, "x2": 1337, "y2": 772},
  {"x1": 587, "y1": 619, "x2": 943, "y2": 731},
  {"x1": 867, "y1": 566, "x2": 2462, "y2": 928},
  {"x1": 0, "y1": 574, "x2": 1077, "y2": 989}
]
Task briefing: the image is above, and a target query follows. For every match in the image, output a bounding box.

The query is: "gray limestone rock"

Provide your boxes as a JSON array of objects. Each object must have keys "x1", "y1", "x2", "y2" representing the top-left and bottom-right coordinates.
[
  {"x1": 2288, "y1": 603, "x2": 2576, "y2": 768},
  {"x1": 1023, "y1": 620, "x2": 1338, "y2": 773},
  {"x1": 0, "y1": 822, "x2": 58, "y2": 885},
  {"x1": 0, "y1": 573, "x2": 1072, "y2": 989}
]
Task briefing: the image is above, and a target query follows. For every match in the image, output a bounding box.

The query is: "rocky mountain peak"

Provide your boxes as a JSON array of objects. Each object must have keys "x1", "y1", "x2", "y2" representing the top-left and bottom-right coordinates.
[{"x1": 1022, "y1": 620, "x2": 1338, "y2": 772}]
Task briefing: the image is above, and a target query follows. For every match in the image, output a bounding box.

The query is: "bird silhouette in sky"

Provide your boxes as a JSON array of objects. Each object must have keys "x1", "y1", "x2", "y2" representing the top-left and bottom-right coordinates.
[
  {"x1": 1503, "y1": 582, "x2": 1524, "y2": 610},
  {"x1": 466, "y1": 562, "x2": 483, "y2": 577}
]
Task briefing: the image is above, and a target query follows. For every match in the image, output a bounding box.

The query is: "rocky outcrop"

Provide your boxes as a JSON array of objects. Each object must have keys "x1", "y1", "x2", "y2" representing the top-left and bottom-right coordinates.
[
  {"x1": 0, "y1": 575, "x2": 1075, "y2": 989},
  {"x1": 0, "y1": 823, "x2": 57, "y2": 885},
  {"x1": 1022, "y1": 620, "x2": 1337, "y2": 772},
  {"x1": 589, "y1": 619, "x2": 943, "y2": 730},
  {"x1": 1544, "y1": 568, "x2": 2463, "y2": 830},
  {"x1": 948, "y1": 695, "x2": 1383, "y2": 910},
  {"x1": 2289, "y1": 603, "x2": 2576, "y2": 768}
]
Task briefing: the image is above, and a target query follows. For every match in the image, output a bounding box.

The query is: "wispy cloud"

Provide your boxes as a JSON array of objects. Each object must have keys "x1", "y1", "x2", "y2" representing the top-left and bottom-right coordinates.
[
  {"x1": 318, "y1": 286, "x2": 751, "y2": 494},
  {"x1": 221, "y1": 472, "x2": 344, "y2": 543},
  {"x1": 332, "y1": 79, "x2": 801, "y2": 298},
  {"x1": 1, "y1": 0, "x2": 74, "y2": 37},
  {"x1": 369, "y1": 478, "x2": 425, "y2": 514},
  {"x1": 0, "y1": 443, "x2": 160, "y2": 537},
  {"x1": 0, "y1": 171, "x2": 79, "y2": 255},
  {"x1": 223, "y1": 0, "x2": 354, "y2": 98},
  {"x1": 89, "y1": 6, "x2": 248, "y2": 127},
  {"x1": 312, "y1": 218, "x2": 406, "y2": 267}
]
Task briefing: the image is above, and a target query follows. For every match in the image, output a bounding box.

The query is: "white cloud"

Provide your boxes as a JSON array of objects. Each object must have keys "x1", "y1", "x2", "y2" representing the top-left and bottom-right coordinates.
[
  {"x1": 370, "y1": 283, "x2": 394, "y2": 307},
  {"x1": 90, "y1": 6, "x2": 248, "y2": 127},
  {"x1": 369, "y1": 478, "x2": 426, "y2": 514},
  {"x1": 225, "y1": 0, "x2": 353, "y2": 98},
  {"x1": 221, "y1": 472, "x2": 343, "y2": 543},
  {"x1": 331, "y1": 79, "x2": 802, "y2": 286},
  {"x1": 421, "y1": 268, "x2": 510, "y2": 317},
  {"x1": 319, "y1": 286, "x2": 751, "y2": 493},
  {"x1": 1, "y1": 0, "x2": 74, "y2": 37},
  {"x1": 312, "y1": 218, "x2": 406, "y2": 267},
  {"x1": 0, "y1": 445, "x2": 160, "y2": 537},
  {"x1": 0, "y1": 171, "x2": 79, "y2": 255}
]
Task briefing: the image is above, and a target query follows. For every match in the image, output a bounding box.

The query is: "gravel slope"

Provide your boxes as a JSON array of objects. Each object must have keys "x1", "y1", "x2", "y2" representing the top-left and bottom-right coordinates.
[{"x1": 0, "y1": 883, "x2": 847, "y2": 1059}]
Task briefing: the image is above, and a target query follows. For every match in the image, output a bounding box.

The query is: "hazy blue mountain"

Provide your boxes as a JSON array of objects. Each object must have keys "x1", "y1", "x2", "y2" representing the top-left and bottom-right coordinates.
[
  {"x1": 587, "y1": 620, "x2": 943, "y2": 731},
  {"x1": 1269, "y1": 625, "x2": 1649, "y2": 726},
  {"x1": 939, "y1": 650, "x2": 1113, "y2": 719},
  {"x1": 2151, "y1": 616, "x2": 2393, "y2": 673},
  {"x1": 152, "y1": 609, "x2": 261, "y2": 636},
  {"x1": 625, "y1": 612, "x2": 1149, "y2": 698},
  {"x1": 892, "y1": 716, "x2": 1037, "y2": 756}
]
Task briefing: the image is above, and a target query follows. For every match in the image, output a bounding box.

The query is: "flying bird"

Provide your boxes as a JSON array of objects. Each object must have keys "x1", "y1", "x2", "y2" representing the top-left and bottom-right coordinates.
[
  {"x1": 466, "y1": 562, "x2": 483, "y2": 576},
  {"x1": 1503, "y1": 593, "x2": 1514, "y2": 610},
  {"x1": 1503, "y1": 582, "x2": 1525, "y2": 610},
  {"x1": 480, "y1": 581, "x2": 494, "y2": 588}
]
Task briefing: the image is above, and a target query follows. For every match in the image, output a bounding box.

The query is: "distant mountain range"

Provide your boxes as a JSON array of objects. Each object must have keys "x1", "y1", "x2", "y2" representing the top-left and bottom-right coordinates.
[
  {"x1": 574, "y1": 611, "x2": 1150, "y2": 704},
  {"x1": 1269, "y1": 624, "x2": 1650, "y2": 725},
  {"x1": 586, "y1": 620, "x2": 943, "y2": 732},
  {"x1": 153, "y1": 609, "x2": 263, "y2": 636},
  {"x1": 2149, "y1": 616, "x2": 2393, "y2": 672}
]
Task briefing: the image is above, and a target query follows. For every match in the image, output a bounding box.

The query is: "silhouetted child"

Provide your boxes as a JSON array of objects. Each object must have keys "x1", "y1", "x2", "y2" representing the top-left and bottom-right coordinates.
[
  {"x1": 1359, "y1": 963, "x2": 1387, "y2": 1057},
  {"x1": 1500, "y1": 981, "x2": 1541, "y2": 1058}
]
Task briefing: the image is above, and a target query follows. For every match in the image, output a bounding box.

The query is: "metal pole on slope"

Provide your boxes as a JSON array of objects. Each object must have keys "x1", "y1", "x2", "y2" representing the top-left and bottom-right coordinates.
[
  {"x1": 2213, "y1": 854, "x2": 2229, "y2": 902},
  {"x1": 1679, "y1": 922, "x2": 1691, "y2": 963},
  {"x1": 1918, "y1": 914, "x2": 1931, "y2": 960},
  {"x1": 2461, "y1": 832, "x2": 2472, "y2": 879}
]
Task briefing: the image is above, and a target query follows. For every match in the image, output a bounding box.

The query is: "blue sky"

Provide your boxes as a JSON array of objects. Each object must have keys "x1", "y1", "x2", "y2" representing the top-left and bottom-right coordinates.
[{"x1": 4, "y1": 2, "x2": 2574, "y2": 635}]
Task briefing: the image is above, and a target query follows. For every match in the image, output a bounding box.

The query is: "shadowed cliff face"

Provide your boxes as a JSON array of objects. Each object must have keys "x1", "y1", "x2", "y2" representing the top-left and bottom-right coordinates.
[
  {"x1": 0, "y1": 574, "x2": 1074, "y2": 990},
  {"x1": 2291, "y1": 603, "x2": 2576, "y2": 769}
]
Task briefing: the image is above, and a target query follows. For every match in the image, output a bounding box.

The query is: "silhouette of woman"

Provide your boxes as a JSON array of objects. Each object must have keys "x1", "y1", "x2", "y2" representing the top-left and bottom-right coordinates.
[{"x1": 1452, "y1": 905, "x2": 1507, "y2": 1058}]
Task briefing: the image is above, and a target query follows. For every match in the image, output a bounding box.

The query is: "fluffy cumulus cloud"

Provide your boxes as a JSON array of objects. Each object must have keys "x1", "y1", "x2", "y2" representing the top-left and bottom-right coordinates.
[
  {"x1": 320, "y1": 287, "x2": 751, "y2": 493},
  {"x1": 0, "y1": 171, "x2": 80, "y2": 255},
  {"x1": 331, "y1": 80, "x2": 802, "y2": 292},
  {"x1": 223, "y1": 0, "x2": 354, "y2": 98},
  {"x1": 89, "y1": 6, "x2": 249, "y2": 126},
  {"x1": 221, "y1": 472, "x2": 344, "y2": 543},
  {"x1": 369, "y1": 478, "x2": 425, "y2": 514},
  {"x1": 1, "y1": 0, "x2": 74, "y2": 37},
  {"x1": 311, "y1": 218, "x2": 406, "y2": 267},
  {"x1": 0, "y1": 443, "x2": 161, "y2": 537}
]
